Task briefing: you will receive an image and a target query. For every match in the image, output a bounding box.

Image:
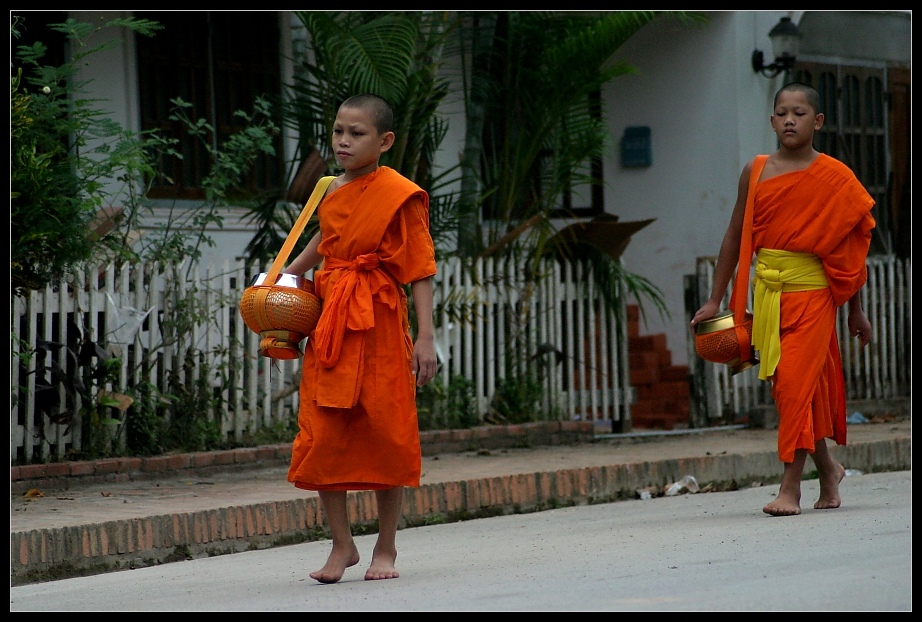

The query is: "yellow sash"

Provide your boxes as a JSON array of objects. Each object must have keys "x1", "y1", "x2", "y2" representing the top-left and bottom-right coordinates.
[{"x1": 752, "y1": 249, "x2": 828, "y2": 380}]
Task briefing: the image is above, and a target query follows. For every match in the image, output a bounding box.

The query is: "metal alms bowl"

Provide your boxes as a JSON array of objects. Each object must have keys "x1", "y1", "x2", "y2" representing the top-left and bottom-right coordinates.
[
  {"x1": 239, "y1": 272, "x2": 321, "y2": 346},
  {"x1": 694, "y1": 310, "x2": 738, "y2": 335},
  {"x1": 694, "y1": 310, "x2": 758, "y2": 375},
  {"x1": 247, "y1": 272, "x2": 312, "y2": 291}
]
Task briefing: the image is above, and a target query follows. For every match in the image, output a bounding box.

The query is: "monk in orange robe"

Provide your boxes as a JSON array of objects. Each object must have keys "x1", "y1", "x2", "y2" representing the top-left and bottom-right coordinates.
[
  {"x1": 283, "y1": 94, "x2": 437, "y2": 581},
  {"x1": 691, "y1": 83, "x2": 874, "y2": 517}
]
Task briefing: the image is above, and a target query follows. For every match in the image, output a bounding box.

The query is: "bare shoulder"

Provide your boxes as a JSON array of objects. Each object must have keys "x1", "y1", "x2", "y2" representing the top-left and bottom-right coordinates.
[
  {"x1": 736, "y1": 158, "x2": 754, "y2": 187},
  {"x1": 327, "y1": 174, "x2": 347, "y2": 194}
]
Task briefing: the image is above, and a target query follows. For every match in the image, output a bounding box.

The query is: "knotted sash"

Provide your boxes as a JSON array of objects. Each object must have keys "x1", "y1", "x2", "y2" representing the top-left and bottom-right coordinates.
[
  {"x1": 752, "y1": 249, "x2": 828, "y2": 380},
  {"x1": 312, "y1": 254, "x2": 399, "y2": 408}
]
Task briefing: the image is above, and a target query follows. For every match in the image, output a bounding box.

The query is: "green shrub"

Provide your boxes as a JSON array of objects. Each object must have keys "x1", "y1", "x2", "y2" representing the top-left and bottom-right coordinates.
[{"x1": 417, "y1": 374, "x2": 479, "y2": 431}]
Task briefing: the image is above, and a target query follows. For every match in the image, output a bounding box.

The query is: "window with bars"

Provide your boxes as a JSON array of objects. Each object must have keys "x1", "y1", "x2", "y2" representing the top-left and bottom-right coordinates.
[
  {"x1": 793, "y1": 63, "x2": 892, "y2": 255},
  {"x1": 135, "y1": 11, "x2": 284, "y2": 201}
]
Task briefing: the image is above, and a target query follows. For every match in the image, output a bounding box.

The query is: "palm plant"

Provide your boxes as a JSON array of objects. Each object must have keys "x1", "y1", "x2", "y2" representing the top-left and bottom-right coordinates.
[
  {"x1": 446, "y1": 12, "x2": 710, "y2": 417},
  {"x1": 456, "y1": 12, "x2": 708, "y2": 326},
  {"x1": 459, "y1": 12, "x2": 649, "y2": 251},
  {"x1": 243, "y1": 11, "x2": 461, "y2": 264}
]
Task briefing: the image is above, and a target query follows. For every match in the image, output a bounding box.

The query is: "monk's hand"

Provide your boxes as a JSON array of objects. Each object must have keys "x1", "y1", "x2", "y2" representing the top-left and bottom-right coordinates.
[
  {"x1": 690, "y1": 300, "x2": 720, "y2": 331},
  {"x1": 848, "y1": 310, "x2": 872, "y2": 347},
  {"x1": 412, "y1": 335, "x2": 438, "y2": 387}
]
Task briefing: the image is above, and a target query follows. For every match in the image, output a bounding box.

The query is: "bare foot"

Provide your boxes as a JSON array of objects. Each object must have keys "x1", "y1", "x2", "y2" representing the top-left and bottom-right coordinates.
[
  {"x1": 310, "y1": 544, "x2": 360, "y2": 584},
  {"x1": 763, "y1": 490, "x2": 801, "y2": 516},
  {"x1": 364, "y1": 547, "x2": 399, "y2": 581},
  {"x1": 814, "y1": 461, "x2": 846, "y2": 510}
]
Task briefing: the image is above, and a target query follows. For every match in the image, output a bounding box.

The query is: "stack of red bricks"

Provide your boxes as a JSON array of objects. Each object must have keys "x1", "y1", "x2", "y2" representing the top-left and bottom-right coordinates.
[{"x1": 626, "y1": 304, "x2": 691, "y2": 430}]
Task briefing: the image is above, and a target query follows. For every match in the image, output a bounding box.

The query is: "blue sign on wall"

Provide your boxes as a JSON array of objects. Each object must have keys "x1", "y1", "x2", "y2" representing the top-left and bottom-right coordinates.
[{"x1": 620, "y1": 126, "x2": 651, "y2": 168}]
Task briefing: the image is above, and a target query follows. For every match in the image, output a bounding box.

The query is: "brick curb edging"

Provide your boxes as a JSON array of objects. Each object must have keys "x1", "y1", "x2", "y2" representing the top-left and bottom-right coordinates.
[
  {"x1": 10, "y1": 436, "x2": 911, "y2": 586},
  {"x1": 10, "y1": 421, "x2": 595, "y2": 493}
]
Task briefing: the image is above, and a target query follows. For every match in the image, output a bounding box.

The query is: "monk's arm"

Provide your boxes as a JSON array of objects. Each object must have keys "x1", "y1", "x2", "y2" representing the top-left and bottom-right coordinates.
[
  {"x1": 847, "y1": 290, "x2": 872, "y2": 347},
  {"x1": 691, "y1": 161, "x2": 752, "y2": 327},
  {"x1": 410, "y1": 277, "x2": 437, "y2": 386},
  {"x1": 283, "y1": 232, "x2": 322, "y2": 275}
]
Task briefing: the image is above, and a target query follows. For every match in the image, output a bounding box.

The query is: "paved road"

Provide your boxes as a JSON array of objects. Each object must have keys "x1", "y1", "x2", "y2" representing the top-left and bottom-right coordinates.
[{"x1": 10, "y1": 470, "x2": 911, "y2": 612}]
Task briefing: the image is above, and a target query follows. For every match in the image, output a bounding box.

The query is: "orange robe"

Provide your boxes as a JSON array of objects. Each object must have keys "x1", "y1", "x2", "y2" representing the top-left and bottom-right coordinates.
[
  {"x1": 287, "y1": 166, "x2": 437, "y2": 491},
  {"x1": 751, "y1": 153, "x2": 875, "y2": 463}
]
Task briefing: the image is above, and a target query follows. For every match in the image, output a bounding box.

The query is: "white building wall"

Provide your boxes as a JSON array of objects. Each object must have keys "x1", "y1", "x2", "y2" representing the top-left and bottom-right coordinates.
[
  {"x1": 67, "y1": 10, "x2": 892, "y2": 368},
  {"x1": 600, "y1": 10, "x2": 796, "y2": 365},
  {"x1": 71, "y1": 11, "x2": 140, "y2": 203}
]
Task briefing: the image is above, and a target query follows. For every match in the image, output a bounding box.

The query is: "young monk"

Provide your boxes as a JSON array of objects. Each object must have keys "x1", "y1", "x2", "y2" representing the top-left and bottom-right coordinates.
[
  {"x1": 690, "y1": 82, "x2": 875, "y2": 517},
  {"x1": 283, "y1": 93, "x2": 438, "y2": 581}
]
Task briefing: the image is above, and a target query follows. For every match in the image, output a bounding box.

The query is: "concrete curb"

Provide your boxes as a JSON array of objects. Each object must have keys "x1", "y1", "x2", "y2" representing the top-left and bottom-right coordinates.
[
  {"x1": 10, "y1": 435, "x2": 910, "y2": 587},
  {"x1": 10, "y1": 421, "x2": 596, "y2": 494}
]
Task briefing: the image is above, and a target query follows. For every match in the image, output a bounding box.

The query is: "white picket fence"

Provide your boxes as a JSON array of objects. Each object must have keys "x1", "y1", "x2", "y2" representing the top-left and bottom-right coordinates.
[
  {"x1": 12, "y1": 253, "x2": 909, "y2": 463},
  {"x1": 434, "y1": 256, "x2": 631, "y2": 426},
  {"x1": 11, "y1": 256, "x2": 632, "y2": 464},
  {"x1": 684, "y1": 254, "x2": 912, "y2": 426}
]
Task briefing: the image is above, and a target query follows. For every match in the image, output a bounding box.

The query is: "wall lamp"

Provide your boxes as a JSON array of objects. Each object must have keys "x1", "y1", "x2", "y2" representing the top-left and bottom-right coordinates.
[{"x1": 751, "y1": 16, "x2": 802, "y2": 78}]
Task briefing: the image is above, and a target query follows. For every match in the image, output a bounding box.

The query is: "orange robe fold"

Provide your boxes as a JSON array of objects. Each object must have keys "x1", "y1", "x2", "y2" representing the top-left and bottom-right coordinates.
[
  {"x1": 751, "y1": 154, "x2": 875, "y2": 463},
  {"x1": 287, "y1": 167, "x2": 437, "y2": 491}
]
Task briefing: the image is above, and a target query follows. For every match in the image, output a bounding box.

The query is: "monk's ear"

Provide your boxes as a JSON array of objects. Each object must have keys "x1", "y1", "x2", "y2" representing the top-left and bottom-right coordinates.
[
  {"x1": 814, "y1": 112, "x2": 825, "y2": 131},
  {"x1": 379, "y1": 131, "x2": 396, "y2": 153}
]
